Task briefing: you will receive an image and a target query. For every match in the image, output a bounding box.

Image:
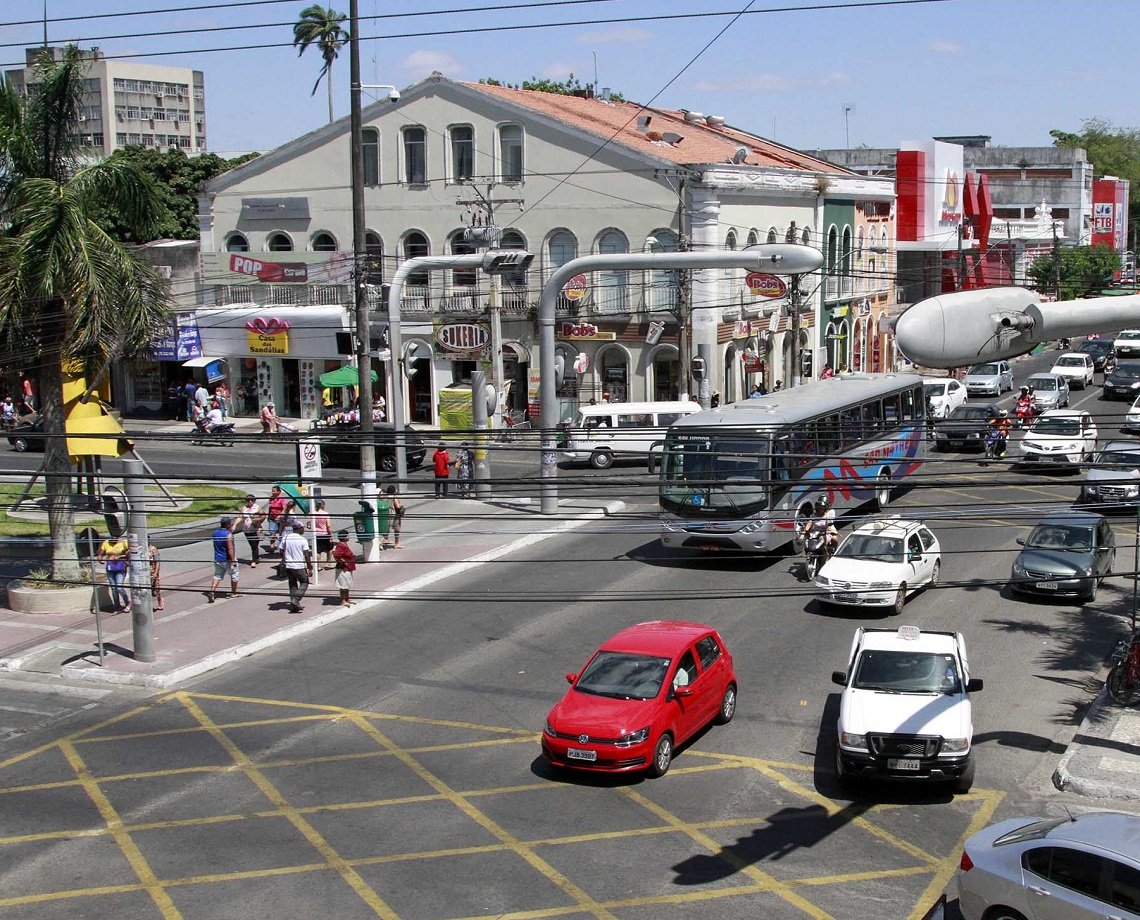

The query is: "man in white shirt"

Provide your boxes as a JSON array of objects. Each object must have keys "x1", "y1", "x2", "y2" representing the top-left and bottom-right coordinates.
[
  {"x1": 194, "y1": 383, "x2": 210, "y2": 412},
  {"x1": 203, "y1": 404, "x2": 224, "y2": 431},
  {"x1": 280, "y1": 521, "x2": 313, "y2": 613}
]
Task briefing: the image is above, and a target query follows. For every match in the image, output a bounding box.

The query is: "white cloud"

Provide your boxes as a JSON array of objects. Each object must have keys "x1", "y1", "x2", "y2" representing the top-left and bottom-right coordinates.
[
  {"x1": 540, "y1": 62, "x2": 580, "y2": 80},
  {"x1": 692, "y1": 72, "x2": 850, "y2": 93},
  {"x1": 576, "y1": 27, "x2": 653, "y2": 45},
  {"x1": 398, "y1": 50, "x2": 462, "y2": 80},
  {"x1": 929, "y1": 40, "x2": 965, "y2": 54}
]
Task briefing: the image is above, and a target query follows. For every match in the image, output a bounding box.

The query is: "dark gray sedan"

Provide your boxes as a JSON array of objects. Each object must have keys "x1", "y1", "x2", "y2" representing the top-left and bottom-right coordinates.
[{"x1": 1009, "y1": 511, "x2": 1115, "y2": 604}]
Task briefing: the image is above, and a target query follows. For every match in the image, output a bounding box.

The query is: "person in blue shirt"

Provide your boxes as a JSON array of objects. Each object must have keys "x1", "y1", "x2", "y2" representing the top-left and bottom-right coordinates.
[{"x1": 208, "y1": 515, "x2": 239, "y2": 603}]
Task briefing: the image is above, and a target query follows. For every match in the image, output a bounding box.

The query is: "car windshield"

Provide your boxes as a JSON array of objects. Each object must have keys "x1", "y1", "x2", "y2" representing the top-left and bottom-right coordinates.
[
  {"x1": 948, "y1": 406, "x2": 991, "y2": 421},
  {"x1": 1025, "y1": 523, "x2": 1094, "y2": 551},
  {"x1": 574, "y1": 651, "x2": 670, "y2": 700},
  {"x1": 1030, "y1": 417, "x2": 1080, "y2": 436},
  {"x1": 1119, "y1": 331, "x2": 1140, "y2": 341},
  {"x1": 923, "y1": 383, "x2": 946, "y2": 397},
  {"x1": 852, "y1": 650, "x2": 962, "y2": 694},
  {"x1": 1028, "y1": 377, "x2": 1058, "y2": 391},
  {"x1": 1112, "y1": 365, "x2": 1140, "y2": 380},
  {"x1": 1055, "y1": 357, "x2": 1084, "y2": 368},
  {"x1": 968, "y1": 364, "x2": 998, "y2": 376},
  {"x1": 835, "y1": 533, "x2": 904, "y2": 563},
  {"x1": 1094, "y1": 448, "x2": 1140, "y2": 468}
]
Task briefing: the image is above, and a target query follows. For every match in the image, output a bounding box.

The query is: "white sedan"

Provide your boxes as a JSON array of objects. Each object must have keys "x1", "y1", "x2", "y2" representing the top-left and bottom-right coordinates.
[
  {"x1": 814, "y1": 519, "x2": 941, "y2": 615},
  {"x1": 1018, "y1": 409, "x2": 1098, "y2": 466},
  {"x1": 1049, "y1": 352, "x2": 1096, "y2": 389},
  {"x1": 922, "y1": 378, "x2": 967, "y2": 419},
  {"x1": 1125, "y1": 394, "x2": 1140, "y2": 433}
]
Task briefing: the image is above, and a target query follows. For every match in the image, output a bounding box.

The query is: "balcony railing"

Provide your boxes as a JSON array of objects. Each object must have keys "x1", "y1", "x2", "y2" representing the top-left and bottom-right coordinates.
[
  {"x1": 439, "y1": 288, "x2": 483, "y2": 314},
  {"x1": 591, "y1": 285, "x2": 629, "y2": 315}
]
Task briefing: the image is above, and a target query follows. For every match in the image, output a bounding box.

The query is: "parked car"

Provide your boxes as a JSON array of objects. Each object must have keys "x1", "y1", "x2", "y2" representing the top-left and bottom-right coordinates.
[
  {"x1": 1009, "y1": 510, "x2": 1115, "y2": 603},
  {"x1": 1023, "y1": 372, "x2": 1069, "y2": 410},
  {"x1": 831, "y1": 624, "x2": 981, "y2": 792},
  {"x1": 956, "y1": 811, "x2": 1140, "y2": 920},
  {"x1": 1077, "y1": 337, "x2": 1114, "y2": 370},
  {"x1": 541, "y1": 620, "x2": 737, "y2": 777},
  {"x1": 1125, "y1": 394, "x2": 1140, "y2": 432},
  {"x1": 7, "y1": 415, "x2": 44, "y2": 452},
  {"x1": 1103, "y1": 361, "x2": 1140, "y2": 400},
  {"x1": 1114, "y1": 328, "x2": 1140, "y2": 359},
  {"x1": 964, "y1": 361, "x2": 1013, "y2": 397},
  {"x1": 1049, "y1": 352, "x2": 1095, "y2": 390},
  {"x1": 933, "y1": 404, "x2": 999, "y2": 452},
  {"x1": 1017, "y1": 409, "x2": 1098, "y2": 467},
  {"x1": 316, "y1": 423, "x2": 426, "y2": 472},
  {"x1": 923, "y1": 378, "x2": 967, "y2": 419},
  {"x1": 1079, "y1": 441, "x2": 1140, "y2": 509},
  {"x1": 814, "y1": 518, "x2": 941, "y2": 615}
]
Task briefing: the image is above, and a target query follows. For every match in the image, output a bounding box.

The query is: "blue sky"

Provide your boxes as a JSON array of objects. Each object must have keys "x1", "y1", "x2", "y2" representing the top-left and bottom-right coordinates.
[{"x1": 2, "y1": 0, "x2": 1136, "y2": 156}]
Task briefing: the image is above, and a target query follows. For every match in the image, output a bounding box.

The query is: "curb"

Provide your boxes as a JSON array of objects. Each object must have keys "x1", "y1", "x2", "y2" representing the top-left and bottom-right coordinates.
[
  {"x1": 32, "y1": 499, "x2": 626, "y2": 689},
  {"x1": 1051, "y1": 687, "x2": 1140, "y2": 801}
]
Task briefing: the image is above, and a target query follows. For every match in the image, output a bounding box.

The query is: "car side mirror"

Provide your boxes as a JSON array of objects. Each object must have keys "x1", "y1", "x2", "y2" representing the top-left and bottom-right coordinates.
[
  {"x1": 673, "y1": 684, "x2": 693, "y2": 697},
  {"x1": 831, "y1": 670, "x2": 847, "y2": 686},
  {"x1": 565, "y1": 672, "x2": 576, "y2": 685},
  {"x1": 966, "y1": 678, "x2": 983, "y2": 692},
  {"x1": 1015, "y1": 537, "x2": 1025, "y2": 546}
]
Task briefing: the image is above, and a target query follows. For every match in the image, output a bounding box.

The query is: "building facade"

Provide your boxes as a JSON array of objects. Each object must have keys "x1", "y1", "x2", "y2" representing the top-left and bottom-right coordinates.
[
  {"x1": 196, "y1": 74, "x2": 894, "y2": 424},
  {"x1": 4, "y1": 46, "x2": 207, "y2": 157}
]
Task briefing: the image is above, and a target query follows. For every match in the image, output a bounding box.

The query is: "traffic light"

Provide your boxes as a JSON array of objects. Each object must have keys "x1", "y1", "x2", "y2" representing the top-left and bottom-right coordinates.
[
  {"x1": 482, "y1": 250, "x2": 534, "y2": 274},
  {"x1": 691, "y1": 357, "x2": 706, "y2": 380},
  {"x1": 102, "y1": 486, "x2": 129, "y2": 538}
]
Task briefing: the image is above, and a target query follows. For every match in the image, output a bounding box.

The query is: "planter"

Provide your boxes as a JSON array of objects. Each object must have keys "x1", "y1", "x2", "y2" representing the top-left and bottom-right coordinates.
[{"x1": 6, "y1": 579, "x2": 111, "y2": 615}]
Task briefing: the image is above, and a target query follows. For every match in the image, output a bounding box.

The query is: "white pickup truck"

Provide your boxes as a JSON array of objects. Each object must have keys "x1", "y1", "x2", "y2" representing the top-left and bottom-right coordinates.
[
  {"x1": 831, "y1": 625, "x2": 983, "y2": 793},
  {"x1": 1113, "y1": 328, "x2": 1140, "y2": 359}
]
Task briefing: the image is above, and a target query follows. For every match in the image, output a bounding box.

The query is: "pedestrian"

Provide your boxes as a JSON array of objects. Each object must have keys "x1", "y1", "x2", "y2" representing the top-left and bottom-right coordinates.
[
  {"x1": 215, "y1": 382, "x2": 230, "y2": 419},
  {"x1": 432, "y1": 442, "x2": 451, "y2": 498},
  {"x1": 97, "y1": 534, "x2": 130, "y2": 613},
  {"x1": 194, "y1": 381, "x2": 210, "y2": 415},
  {"x1": 260, "y1": 401, "x2": 279, "y2": 434},
  {"x1": 237, "y1": 493, "x2": 265, "y2": 567},
  {"x1": 183, "y1": 379, "x2": 197, "y2": 421},
  {"x1": 314, "y1": 499, "x2": 333, "y2": 569},
  {"x1": 456, "y1": 442, "x2": 474, "y2": 497},
  {"x1": 821, "y1": 363, "x2": 835, "y2": 380},
  {"x1": 280, "y1": 521, "x2": 313, "y2": 613},
  {"x1": 148, "y1": 542, "x2": 164, "y2": 611},
  {"x1": 208, "y1": 515, "x2": 239, "y2": 603},
  {"x1": 167, "y1": 382, "x2": 182, "y2": 421},
  {"x1": 774, "y1": 380, "x2": 784, "y2": 391},
  {"x1": 385, "y1": 485, "x2": 404, "y2": 549},
  {"x1": 1, "y1": 396, "x2": 16, "y2": 429},
  {"x1": 265, "y1": 484, "x2": 288, "y2": 553},
  {"x1": 332, "y1": 530, "x2": 356, "y2": 605},
  {"x1": 20, "y1": 372, "x2": 35, "y2": 411}
]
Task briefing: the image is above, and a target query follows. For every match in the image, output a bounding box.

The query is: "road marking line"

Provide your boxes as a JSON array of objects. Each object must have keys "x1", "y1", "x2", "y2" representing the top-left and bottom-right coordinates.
[
  {"x1": 0, "y1": 883, "x2": 147, "y2": 909},
  {"x1": 58, "y1": 741, "x2": 184, "y2": 920},
  {"x1": 176, "y1": 693, "x2": 400, "y2": 920}
]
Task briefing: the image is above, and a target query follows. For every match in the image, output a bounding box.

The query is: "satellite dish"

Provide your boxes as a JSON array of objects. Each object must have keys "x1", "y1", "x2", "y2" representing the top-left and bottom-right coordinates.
[{"x1": 732, "y1": 147, "x2": 748, "y2": 163}]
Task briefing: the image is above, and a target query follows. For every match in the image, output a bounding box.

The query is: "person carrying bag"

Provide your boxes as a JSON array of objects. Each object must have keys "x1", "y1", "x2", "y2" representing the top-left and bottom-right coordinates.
[{"x1": 97, "y1": 536, "x2": 131, "y2": 613}]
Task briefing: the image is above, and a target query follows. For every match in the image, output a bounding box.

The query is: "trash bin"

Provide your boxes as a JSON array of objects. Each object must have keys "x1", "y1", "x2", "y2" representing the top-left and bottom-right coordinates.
[{"x1": 352, "y1": 501, "x2": 375, "y2": 541}]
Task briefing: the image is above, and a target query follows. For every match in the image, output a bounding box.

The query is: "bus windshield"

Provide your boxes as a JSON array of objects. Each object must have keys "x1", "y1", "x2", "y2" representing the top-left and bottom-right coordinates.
[{"x1": 660, "y1": 432, "x2": 769, "y2": 514}]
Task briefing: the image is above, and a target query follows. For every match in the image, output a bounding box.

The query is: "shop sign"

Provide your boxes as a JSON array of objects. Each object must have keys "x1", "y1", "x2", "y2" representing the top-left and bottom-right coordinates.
[
  {"x1": 733, "y1": 320, "x2": 753, "y2": 338},
  {"x1": 746, "y1": 272, "x2": 787, "y2": 298},
  {"x1": 245, "y1": 317, "x2": 291, "y2": 355},
  {"x1": 558, "y1": 322, "x2": 616, "y2": 341},
  {"x1": 527, "y1": 365, "x2": 541, "y2": 419},
  {"x1": 857, "y1": 301, "x2": 872, "y2": 317},
  {"x1": 939, "y1": 169, "x2": 961, "y2": 226},
  {"x1": 230, "y1": 254, "x2": 308, "y2": 283},
  {"x1": 150, "y1": 313, "x2": 202, "y2": 361},
  {"x1": 435, "y1": 321, "x2": 490, "y2": 355},
  {"x1": 562, "y1": 273, "x2": 589, "y2": 300},
  {"x1": 297, "y1": 437, "x2": 322, "y2": 480}
]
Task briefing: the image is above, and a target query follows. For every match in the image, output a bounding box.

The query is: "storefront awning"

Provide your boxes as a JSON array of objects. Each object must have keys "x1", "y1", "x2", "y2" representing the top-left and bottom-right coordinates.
[
  {"x1": 182, "y1": 356, "x2": 227, "y2": 368},
  {"x1": 319, "y1": 365, "x2": 378, "y2": 388}
]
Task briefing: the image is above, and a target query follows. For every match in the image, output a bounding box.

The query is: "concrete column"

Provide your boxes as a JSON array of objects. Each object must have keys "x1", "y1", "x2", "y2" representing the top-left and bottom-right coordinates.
[{"x1": 688, "y1": 188, "x2": 722, "y2": 383}]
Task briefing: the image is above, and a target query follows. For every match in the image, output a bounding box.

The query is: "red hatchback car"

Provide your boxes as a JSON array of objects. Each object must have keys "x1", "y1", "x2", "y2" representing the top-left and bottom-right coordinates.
[{"x1": 542, "y1": 621, "x2": 737, "y2": 777}]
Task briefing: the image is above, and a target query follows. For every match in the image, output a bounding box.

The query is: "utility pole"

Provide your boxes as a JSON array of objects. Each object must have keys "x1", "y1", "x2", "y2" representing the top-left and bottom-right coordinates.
[
  {"x1": 789, "y1": 275, "x2": 803, "y2": 387},
  {"x1": 1052, "y1": 221, "x2": 1062, "y2": 299},
  {"x1": 348, "y1": 0, "x2": 380, "y2": 562},
  {"x1": 122, "y1": 458, "x2": 155, "y2": 663}
]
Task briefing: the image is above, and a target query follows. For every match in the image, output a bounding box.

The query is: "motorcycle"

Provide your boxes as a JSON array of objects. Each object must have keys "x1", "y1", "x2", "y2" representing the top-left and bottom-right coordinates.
[
  {"x1": 190, "y1": 419, "x2": 236, "y2": 447},
  {"x1": 982, "y1": 427, "x2": 1007, "y2": 462},
  {"x1": 801, "y1": 521, "x2": 830, "y2": 581}
]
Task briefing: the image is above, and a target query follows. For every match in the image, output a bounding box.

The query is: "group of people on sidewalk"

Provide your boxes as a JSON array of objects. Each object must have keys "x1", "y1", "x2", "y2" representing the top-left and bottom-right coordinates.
[{"x1": 431, "y1": 442, "x2": 475, "y2": 498}]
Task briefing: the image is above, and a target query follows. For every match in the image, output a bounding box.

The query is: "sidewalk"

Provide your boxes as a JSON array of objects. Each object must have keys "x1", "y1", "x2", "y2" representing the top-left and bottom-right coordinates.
[
  {"x1": 0, "y1": 495, "x2": 623, "y2": 689},
  {"x1": 1053, "y1": 690, "x2": 1140, "y2": 801}
]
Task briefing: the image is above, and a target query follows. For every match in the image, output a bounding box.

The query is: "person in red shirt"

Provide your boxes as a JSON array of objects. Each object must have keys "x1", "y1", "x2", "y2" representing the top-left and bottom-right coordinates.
[
  {"x1": 432, "y1": 442, "x2": 452, "y2": 498},
  {"x1": 265, "y1": 485, "x2": 290, "y2": 553},
  {"x1": 332, "y1": 530, "x2": 356, "y2": 606}
]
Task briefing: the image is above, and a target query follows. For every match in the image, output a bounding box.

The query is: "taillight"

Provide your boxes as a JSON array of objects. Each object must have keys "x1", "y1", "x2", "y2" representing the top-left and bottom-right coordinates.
[{"x1": 959, "y1": 850, "x2": 974, "y2": 872}]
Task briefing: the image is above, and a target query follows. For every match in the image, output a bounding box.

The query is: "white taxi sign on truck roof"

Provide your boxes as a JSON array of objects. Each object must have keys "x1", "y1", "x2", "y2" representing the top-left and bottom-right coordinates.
[{"x1": 897, "y1": 625, "x2": 921, "y2": 641}]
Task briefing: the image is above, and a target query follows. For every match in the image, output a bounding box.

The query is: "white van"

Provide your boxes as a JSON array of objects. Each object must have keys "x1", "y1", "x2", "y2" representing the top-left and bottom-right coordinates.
[{"x1": 559, "y1": 401, "x2": 701, "y2": 469}]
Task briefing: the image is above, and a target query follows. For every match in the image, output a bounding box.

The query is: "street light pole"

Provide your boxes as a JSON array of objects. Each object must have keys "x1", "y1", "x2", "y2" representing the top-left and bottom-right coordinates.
[{"x1": 348, "y1": 0, "x2": 379, "y2": 561}]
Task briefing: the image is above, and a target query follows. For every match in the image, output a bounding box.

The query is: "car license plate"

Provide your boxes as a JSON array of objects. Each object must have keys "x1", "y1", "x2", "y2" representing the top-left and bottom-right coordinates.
[
  {"x1": 887, "y1": 758, "x2": 921, "y2": 771},
  {"x1": 566, "y1": 747, "x2": 596, "y2": 762},
  {"x1": 1036, "y1": 581, "x2": 1058, "y2": 590}
]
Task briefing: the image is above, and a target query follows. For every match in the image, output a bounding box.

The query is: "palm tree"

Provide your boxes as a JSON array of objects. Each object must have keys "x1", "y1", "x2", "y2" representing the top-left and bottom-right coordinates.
[
  {"x1": 0, "y1": 46, "x2": 170, "y2": 583},
  {"x1": 293, "y1": 4, "x2": 349, "y2": 124}
]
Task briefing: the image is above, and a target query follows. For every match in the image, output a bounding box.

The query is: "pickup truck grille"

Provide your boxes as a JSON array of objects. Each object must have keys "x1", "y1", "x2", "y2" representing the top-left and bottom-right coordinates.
[{"x1": 868, "y1": 733, "x2": 941, "y2": 758}]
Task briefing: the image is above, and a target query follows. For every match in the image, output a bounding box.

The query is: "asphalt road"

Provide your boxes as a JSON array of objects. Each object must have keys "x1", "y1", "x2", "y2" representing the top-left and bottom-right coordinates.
[{"x1": 3, "y1": 347, "x2": 1138, "y2": 920}]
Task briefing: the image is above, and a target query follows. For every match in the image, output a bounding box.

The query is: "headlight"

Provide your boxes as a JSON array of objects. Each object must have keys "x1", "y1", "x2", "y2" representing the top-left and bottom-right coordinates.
[
  {"x1": 941, "y1": 737, "x2": 970, "y2": 753},
  {"x1": 1080, "y1": 567, "x2": 1094, "y2": 578},
  {"x1": 1012, "y1": 561, "x2": 1026, "y2": 577},
  {"x1": 741, "y1": 520, "x2": 765, "y2": 534},
  {"x1": 1085, "y1": 484, "x2": 1099, "y2": 496},
  {"x1": 868, "y1": 581, "x2": 893, "y2": 589},
  {"x1": 1126, "y1": 485, "x2": 1140, "y2": 498},
  {"x1": 967, "y1": 432, "x2": 980, "y2": 439},
  {"x1": 1132, "y1": 381, "x2": 1140, "y2": 389},
  {"x1": 616, "y1": 726, "x2": 650, "y2": 746},
  {"x1": 544, "y1": 720, "x2": 556, "y2": 737},
  {"x1": 840, "y1": 732, "x2": 867, "y2": 750},
  {"x1": 815, "y1": 575, "x2": 830, "y2": 586}
]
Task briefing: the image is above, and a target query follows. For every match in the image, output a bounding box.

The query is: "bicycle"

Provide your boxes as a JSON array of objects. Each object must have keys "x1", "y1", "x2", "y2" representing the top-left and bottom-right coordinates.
[{"x1": 1107, "y1": 627, "x2": 1140, "y2": 706}]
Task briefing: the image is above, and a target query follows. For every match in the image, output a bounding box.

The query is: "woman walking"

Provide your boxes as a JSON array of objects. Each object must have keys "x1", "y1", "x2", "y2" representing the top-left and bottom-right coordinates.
[
  {"x1": 148, "y1": 542, "x2": 164, "y2": 611},
  {"x1": 385, "y1": 485, "x2": 404, "y2": 549},
  {"x1": 97, "y1": 535, "x2": 131, "y2": 614},
  {"x1": 237, "y1": 493, "x2": 265, "y2": 567},
  {"x1": 456, "y1": 442, "x2": 474, "y2": 498},
  {"x1": 314, "y1": 499, "x2": 333, "y2": 569}
]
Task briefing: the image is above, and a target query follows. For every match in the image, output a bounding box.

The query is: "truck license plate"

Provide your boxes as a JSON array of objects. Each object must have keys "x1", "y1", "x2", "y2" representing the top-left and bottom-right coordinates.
[
  {"x1": 887, "y1": 759, "x2": 921, "y2": 772},
  {"x1": 567, "y1": 747, "x2": 596, "y2": 762},
  {"x1": 1036, "y1": 581, "x2": 1058, "y2": 590}
]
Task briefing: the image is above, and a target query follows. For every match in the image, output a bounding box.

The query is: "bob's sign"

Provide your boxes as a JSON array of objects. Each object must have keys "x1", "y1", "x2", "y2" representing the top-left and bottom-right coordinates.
[
  {"x1": 435, "y1": 322, "x2": 490, "y2": 354},
  {"x1": 746, "y1": 272, "x2": 786, "y2": 298}
]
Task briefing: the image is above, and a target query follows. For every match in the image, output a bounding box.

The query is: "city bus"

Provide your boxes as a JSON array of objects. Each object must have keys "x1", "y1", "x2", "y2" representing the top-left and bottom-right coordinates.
[{"x1": 657, "y1": 373, "x2": 926, "y2": 553}]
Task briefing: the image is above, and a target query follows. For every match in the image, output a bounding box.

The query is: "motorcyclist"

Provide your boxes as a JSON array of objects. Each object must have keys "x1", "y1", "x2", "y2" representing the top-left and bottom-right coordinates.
[
  {"x1": 812, "y1": 495, "x2": 840, "y2": 555},
  {"x1": 1015, "y1": 386, "x2": 1035, "y2": 427},
  {"x1": 1104, "y1": 349, "x2": 1118, "y2": 378},
  {"x1": 202, "y1": 402, "x2": 225, "y2": 432},
  {"x1": 986, "y1": 408, "x2": 1011, "y2": 458}
]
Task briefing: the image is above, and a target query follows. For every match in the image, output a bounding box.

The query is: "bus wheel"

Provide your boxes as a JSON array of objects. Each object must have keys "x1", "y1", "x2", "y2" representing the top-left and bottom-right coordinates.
[{"x1": 872, "y1": 470, "x2": 892, "y2": 511}]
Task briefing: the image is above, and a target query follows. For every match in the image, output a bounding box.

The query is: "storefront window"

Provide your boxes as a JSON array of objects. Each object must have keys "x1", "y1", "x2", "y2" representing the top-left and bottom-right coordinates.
[
  {"x1": 238, "y1": 359, "x2": 259, "y2": 415},
  {"x1": 599, "y1": 348, "x2": 628, "y2": 403},
  {"x1": 132, "y1": 360, "x2": 162, "y2": 404}
]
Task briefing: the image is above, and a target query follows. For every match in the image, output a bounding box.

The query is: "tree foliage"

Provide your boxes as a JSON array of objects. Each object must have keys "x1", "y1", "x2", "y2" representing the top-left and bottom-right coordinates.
[
  {"x1": 293, "y1": 4, "x2": 348, "y2": 123},
  {"x1": 1028, "y1": 244, "x2": 1121, "y2": 299},
  {"x1": 89, "y1": 147, "x2": 259, "y2": 242},
  {"x1": 1051, "y1": 117, "x2": 1140, "y2": 229},
  {"x1": 479, "y1": 74, "x2": 625, "y2": 102}
]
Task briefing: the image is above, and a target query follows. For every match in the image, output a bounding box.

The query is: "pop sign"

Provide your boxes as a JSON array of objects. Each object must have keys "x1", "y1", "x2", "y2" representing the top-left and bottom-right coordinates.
[
  {"x1": 746, "y1": 272, "x2": 787, "y2": 298},
  {"x1": 562, "y1": 273, "x2": 588, "y2": 300},
  {"x1": 573, "y1": 352, "x2": 590, "y2": 374}
]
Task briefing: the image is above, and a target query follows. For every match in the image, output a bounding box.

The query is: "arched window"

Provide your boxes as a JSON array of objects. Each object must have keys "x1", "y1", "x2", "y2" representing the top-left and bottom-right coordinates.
[
  {"x1": 746, "y1": 229, "x2": 759, "y2": 247},
  {"x1": 225, "y1": 232, "x2": 249, "y2": 252},
  {"x1": 449, "y1": 232, "x2": 477, "y2": 288},
  {"x1": 361, "y1": 127, "x2": 380, "y2": 186},
  {"x1": 403, "y1": 231, "x2": 429, "y2": 287},
  {"x1": 826, "y1": 227, "x2": 838, "y2": 273},
  {"x1": 311, "y1": 231, "x2": 337, "y2": 252},
  {"x1": 767, "y1": 227, "x2": 779, "y2": 244},
  {"x1": 802, "y1": 227, "x2": 812, "y2": 247},
  {"x1": 499, "y1": 229, "x2": 530, "y2": 289},
  {"x1": 449, "y1": 125, "x2": 474, "y2": 182},
  {"x1": 364, "y1": 231, "x2": 383, "y2": 283},
  {"x1": 841, "y1": 227, "x2": 852, "y2": 275},
  {"x1": 596, "y1": 229, "x2": 629, "y2": 313},
  {"x1": 499, "y1": 124, "x2": 524, "y2": 182},
  {"x1": 548, "y1": 230, "x2": 577, "y2": 271},
  {"x1": 402, "y1": 126, "x2": 426, "y2": 185},
  {"x1": 856, "y1": 226, "x2": 865, "y2": 262},
  {"x1": 267, "y1": 232, "x2": 293, "y2": 252}
]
